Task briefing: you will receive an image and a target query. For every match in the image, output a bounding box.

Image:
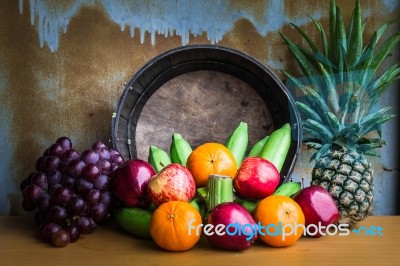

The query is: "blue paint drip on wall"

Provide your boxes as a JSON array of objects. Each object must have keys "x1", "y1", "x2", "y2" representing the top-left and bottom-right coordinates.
[
  {"x1": 0, "y1": 70, "x2": 16, "y2": 214},
  {"x1": 20, "y1": 0, "x2": 325, "y2": 53}
]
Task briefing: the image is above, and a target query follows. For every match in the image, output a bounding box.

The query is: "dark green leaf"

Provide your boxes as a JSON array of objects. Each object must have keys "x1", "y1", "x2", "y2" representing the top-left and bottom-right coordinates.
[
  {"x1": 290, "y1": 22, "x2": 319, "y2": 54},
  {"x1": 347, "y1": 0, "x2": 363, "y2": 68},
  {"x1": 296, "y1": 101, "x2": 323, "y2": 122},
  {"x1": 279, "y1": 33, "x2": 320, "y2": 83},
  {"x1": 370, "y1": 33, "x2": 400, "y2": 73},
  {"x1": 329, "y1": 0, "x2": 337, "y2": 61}
]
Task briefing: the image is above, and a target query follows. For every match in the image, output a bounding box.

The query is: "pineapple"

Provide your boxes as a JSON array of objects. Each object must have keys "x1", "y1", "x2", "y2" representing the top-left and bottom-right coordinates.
[{"x1": 280, "y1": 0, "x2": 399, "y2": 227}]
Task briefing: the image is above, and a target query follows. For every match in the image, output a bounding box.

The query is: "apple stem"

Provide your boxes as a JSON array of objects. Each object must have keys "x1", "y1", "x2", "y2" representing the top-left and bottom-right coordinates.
[
  {"x1": 301, "y1": 177, "x2": 305, "y2": 189},
  {"x1": 206, "y1": 174, "x2": 234, "y2": 213}
]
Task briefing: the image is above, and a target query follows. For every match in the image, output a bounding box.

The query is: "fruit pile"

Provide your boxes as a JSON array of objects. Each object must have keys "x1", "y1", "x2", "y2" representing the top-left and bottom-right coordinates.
[
  {"x1": 113, "y1": 122, "x2": 341, "y2": 251},
  {"x1": 20, "y1": 137, "x2": 124, "y2": 247}
]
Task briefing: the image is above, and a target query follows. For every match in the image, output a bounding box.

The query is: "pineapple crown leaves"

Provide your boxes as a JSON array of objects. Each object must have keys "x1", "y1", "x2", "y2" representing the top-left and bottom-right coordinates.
[{"x1": 281, "y1": 0, "x2": 400, "y2": 160}]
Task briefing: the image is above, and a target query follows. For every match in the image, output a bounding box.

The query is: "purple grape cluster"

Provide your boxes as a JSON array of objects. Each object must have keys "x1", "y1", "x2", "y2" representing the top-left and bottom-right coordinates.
[{"x1": 20, "y1": 137, "x2": 124, "y2": 247}]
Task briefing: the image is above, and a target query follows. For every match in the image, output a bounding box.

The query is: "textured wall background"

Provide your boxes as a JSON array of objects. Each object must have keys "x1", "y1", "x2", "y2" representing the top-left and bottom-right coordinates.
[{"x1": 0, "y1": 0, "x2": 399, "y2": 215}]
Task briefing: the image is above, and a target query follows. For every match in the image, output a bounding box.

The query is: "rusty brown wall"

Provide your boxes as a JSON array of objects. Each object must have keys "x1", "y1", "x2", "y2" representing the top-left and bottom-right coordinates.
[{"x1": 0, "y1": 0, "x2": 399, "y2": 215}]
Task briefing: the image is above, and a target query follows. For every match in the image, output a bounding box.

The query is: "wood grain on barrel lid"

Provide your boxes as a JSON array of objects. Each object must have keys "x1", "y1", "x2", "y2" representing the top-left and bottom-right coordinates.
[{"x1": 135, "y1": 70, "x2": 274, "y2": 160}]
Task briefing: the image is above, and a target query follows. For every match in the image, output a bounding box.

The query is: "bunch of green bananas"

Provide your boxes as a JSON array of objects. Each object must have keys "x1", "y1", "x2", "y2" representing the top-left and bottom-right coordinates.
[
  {"x1": 148, "y1": 133, "x2": 192, "y2": 172},
  {"x1": 224, "y1": 121, "x2": 292, "y2": 172}
]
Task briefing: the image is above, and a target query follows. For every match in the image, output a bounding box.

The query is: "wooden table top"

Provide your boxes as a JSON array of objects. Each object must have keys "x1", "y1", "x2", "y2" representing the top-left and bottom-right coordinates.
[{"x1": 0, "y1": 215, "x2": 399, "y2": 266}]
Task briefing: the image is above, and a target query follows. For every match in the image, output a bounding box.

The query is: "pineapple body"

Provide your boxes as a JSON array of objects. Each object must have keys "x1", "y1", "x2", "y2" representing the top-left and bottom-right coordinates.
[{"x1": 311, "y1": 149, "x2": 374, "y2": 227}]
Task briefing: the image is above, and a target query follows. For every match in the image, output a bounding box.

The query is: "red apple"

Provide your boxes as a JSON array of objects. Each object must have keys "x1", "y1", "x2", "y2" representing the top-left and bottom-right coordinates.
[
  {"x1": 233, "y1": 157, "x2": 280, "y2": 200},
  {"x1": 111, "y1": 159, "x2": 156, "y2": 207},
  {"x1": 293, "y1": 185, "x2": 340, "y2": 238},
  {"x1": 205, "y1": 202, "x2": 257, "y2": 251},
  {"x1": 147, "y1": 163, "x2": 196, "y2": 206}
]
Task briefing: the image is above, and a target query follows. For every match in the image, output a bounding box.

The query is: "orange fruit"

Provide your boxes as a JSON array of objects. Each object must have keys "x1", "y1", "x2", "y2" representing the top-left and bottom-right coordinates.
[
  {"x1": 254, "y1": 195, "x2": 305, "y2": 247},
  {"x1": 186, "y1": 142, "x2": 237, "y2": 187},
  {"x1": 150, "y1": 201, "x2": 202, "y2": 251}
]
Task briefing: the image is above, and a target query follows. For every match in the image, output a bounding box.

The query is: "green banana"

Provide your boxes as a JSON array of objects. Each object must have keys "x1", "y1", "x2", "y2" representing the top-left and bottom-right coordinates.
[
  {"x1": 259, "y1": 123, "x2": 292, "y2": 172},
  {"x1": 225, "y1": 121, "x2": 248, "y2": 167},
  {"x1": 169, "y1": 133, "x2": 192, "y2": 166},
  {"x1": 148, "y1": 145, "x2": 171, "y2": 172},
  {"x1": 115, "y1": 207, "x2": 153, "y2": 239},
  {"x1": 248, "y1": 135, "x2": 269, "y2": 157},
  {"x1": 273, "y1": 181, "x2": 301, "y2": 197}
]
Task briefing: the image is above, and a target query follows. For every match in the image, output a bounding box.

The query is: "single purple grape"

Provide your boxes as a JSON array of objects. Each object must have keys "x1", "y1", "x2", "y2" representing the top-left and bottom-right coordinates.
[
  {"x1": 93, "y1": 175, "x2": 110, "y2": 191},
  {"x1": 64, "y1": 224, "x2": 80, "y2": 243},
  {"x1": 82, "y1": 163, "x2": 100, "y2": 182},
  {"x1": 85, "y1": 189, "x2": 101, "y2": 206},
  {"x1": 48, "y1": 205, "x2": 69, "y2": 225},
  {"x1": 74, "y1": 178, "x2": 93, "y2": 195},
  {"x1": 81, "y1": 149, "x2": 100, "y2": 165},
  {"x1": 110, "y1": 154, "x2": 123, "y2": 165},
  {"x1": 62, "y1": 149, "x2": 80, "y2": 161},
  {"x1": 51, "y1": 230, "x2": 70, "y2": 247},
  {"x1": 97, "y1": 147, "x2": 110, "y2": 160},
  {"x1": 44, "y1": 156, "x2": 60, "y2": 174},
  {"x1": 52, "y1": 186, "x2": 72, "y2": 205},
  {"x1": 47, "y1": 170, "x2": 62, "y2": 186},
  {"x1": 90, "y1": 203, "x2": 108, "y2": 221},
  {"x1": 109, "y1": 149, "x2": 120, "y2": 157},
  {"x1": 23, "y1": 184, "x2": 43, "y2": 202},
  {"x1": 96, "y1": 159, "x2": 111, "y2": 175},
  {"x1": 72, "y1": 216, "x2": 93, "y2": 234},
  {"x1": 100, "y1": 191, "x2": 113, "y2": 207},
  {"x1": 67, "y1": 196, "x2": 88, "y2": 216},
  {"x1": 91, "y1": 141, "x2": 106, "y2": 151},
  {"x1": 30, "y1": 172, "x2": 48, "y2": 190},
  {"x1": 67, "y1": 159, "x2": 86, "y2": 178},
  {"x1": 56, "y1": 137, "x2": 72, "y2": 151},
  {"x1": 41, "y1": 222, "x2": 62, "y2": 242},
  {"x1": 48, "y1": 143, "x2": 64, "y2": 157},
  {"x1": 37, "y1": 193, "x2": 53, "y2": 212}
]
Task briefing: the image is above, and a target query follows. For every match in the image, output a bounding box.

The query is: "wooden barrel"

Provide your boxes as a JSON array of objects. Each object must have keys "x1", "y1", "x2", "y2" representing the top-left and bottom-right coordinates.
[{"x1": 112, "y1": 44, "x2": 302, "y2": 183}]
